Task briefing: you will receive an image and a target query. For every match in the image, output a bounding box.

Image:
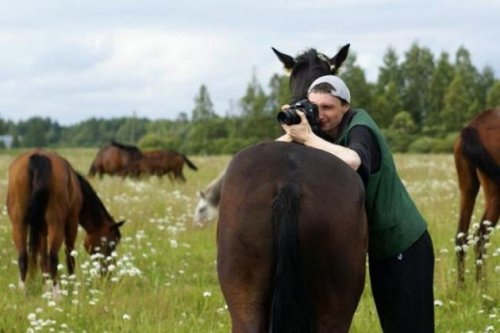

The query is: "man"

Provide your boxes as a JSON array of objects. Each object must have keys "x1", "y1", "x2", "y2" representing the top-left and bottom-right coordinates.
[{"x1": 278, "y1": 75, "x2": 435, "y2": 332}]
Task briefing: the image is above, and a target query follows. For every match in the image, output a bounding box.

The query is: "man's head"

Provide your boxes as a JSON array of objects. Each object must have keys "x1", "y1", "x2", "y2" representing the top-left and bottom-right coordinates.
[{"x1": 307, "y1": 75, "x2": 351, "y2": 136}]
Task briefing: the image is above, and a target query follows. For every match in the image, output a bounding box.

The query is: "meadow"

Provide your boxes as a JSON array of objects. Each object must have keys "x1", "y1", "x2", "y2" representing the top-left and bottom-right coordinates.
[{"x1": 0, "y1": 149, "x2": 498, "y2": 333}]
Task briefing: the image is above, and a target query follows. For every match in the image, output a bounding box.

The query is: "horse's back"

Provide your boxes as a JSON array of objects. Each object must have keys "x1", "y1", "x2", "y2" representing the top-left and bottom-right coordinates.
[
  {"x1": 218, "y1": 141, "x2": 367, "y2": 331},
  {"x1": 8, "y1": 149, "x2": 82, "y2": 225}
]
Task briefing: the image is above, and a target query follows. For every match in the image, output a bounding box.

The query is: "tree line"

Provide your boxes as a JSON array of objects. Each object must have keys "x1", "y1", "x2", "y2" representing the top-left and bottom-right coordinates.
[{"x1": 1, "y1": 42, "x2": 499, "y2": 154}]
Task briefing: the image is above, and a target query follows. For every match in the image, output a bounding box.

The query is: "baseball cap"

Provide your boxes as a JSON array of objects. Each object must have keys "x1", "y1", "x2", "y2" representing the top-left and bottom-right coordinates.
[{"x1": 307, "y1": 75, "x2": 351, "y2": 103}]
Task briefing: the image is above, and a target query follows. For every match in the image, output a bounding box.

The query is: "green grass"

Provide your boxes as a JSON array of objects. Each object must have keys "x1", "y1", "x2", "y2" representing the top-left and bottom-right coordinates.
[{"x1": 0, "y1": 150, "x2": 498, "y2": 332}]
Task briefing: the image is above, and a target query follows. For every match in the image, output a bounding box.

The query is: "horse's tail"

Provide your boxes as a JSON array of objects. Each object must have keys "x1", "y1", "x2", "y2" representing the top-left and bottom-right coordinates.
[
  {"x1": 461, "y1": 126, "x2": 500, "y2": 183},
  {"x1": 25, "y1": 154, "x2": 52, "y2": 274},
  {"x1": 182, "y1": 155, "x2": 198, "y2": 171},
  {"x1": 270, "y1": 183, "x2": 314, "y2": 333},
  {"x1": 88, "y1": 161, "x2": 97, "y2": 177}
]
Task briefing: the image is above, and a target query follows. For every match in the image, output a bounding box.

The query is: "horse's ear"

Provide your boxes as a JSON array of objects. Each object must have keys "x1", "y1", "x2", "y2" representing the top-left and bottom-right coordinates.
[
  {"x1": 329, "y1": 43, "x2": 350, "y2": 74},
  {"x1": 272, "y1": 47, "x2": 296, "y2": 70},
  {"x1": 114, "y1": 220, "x2": 126, "y2": 229},
  {"x1": 198, "y1": 190, "x2": 205, "y2": 199}
]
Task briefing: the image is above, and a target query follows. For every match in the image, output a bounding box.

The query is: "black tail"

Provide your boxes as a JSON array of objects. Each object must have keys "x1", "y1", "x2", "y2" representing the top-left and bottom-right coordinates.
[
  {"x1": 182, "y1": 155, "x2": 198, "y2": 171},
  {"x1": 88, "y1": 163, "x2": 97, "y2": 177},
  {"x1": 461, "y1": 126, "x2": 500, "y2": 183},
  {"x1": 25, "y1": 154, "x2": 52, "y2": 269},
  {"x1": 270, "y1": 183, "x2": 314, "y2": 333}
]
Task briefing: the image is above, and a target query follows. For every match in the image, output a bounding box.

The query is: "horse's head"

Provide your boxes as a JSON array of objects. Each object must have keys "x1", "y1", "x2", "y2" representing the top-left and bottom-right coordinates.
[
  {"x1": 193, "y1": 191, "x2": 218, "y2": 227},
  {"x1": 84, "y1": 220, "x2": 125, "y2": 257},
  {"x1": 272, "y1": 44, "x2": 350, "y2": 102}
]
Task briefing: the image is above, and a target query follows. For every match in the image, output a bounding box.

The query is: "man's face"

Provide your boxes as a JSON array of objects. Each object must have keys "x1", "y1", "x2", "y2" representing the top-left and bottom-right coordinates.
[{"x1": 308, "y1": 92, "x2": 349, "y2": 135}]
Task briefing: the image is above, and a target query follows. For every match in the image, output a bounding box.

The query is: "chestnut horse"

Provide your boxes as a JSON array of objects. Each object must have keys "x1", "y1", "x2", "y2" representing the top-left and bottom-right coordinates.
[
  {"x1": 88, "y1": 140, "x2": 142, "y2": 178},
  {"x1": 124, "y1": 150, "x2": 198, "y2": 182},
  {"x1": 217, "y1": 45, "x2": 368, "y2": 332},
  {"x1": 7, "y1": 149, "x2": 125, "y2": 294},
  {"x1": 454, "y1": 109, "x2": 500, "y2": 284}
]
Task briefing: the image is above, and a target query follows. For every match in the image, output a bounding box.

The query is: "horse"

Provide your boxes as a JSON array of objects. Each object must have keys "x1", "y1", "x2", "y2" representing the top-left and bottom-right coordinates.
[
  {"x1": 7, "y1": 149, "x2": 125, "y2": 295},
  {"x1": 88, "y1": 140, "x2": 142, "y2": 178},
  {"x1": 193, "y1": 169, "x2": 225, "y2": 227},
  {"x1": 217, "y1": 44, "x2": 369, "y2": 332},
  {"x1": 124, "y1": 150, "x2": 198, "y2": 182},
  {"x1": 193, "y1": 44, "x2": 351, "y2": 225},
  {"x1": 218, "y1": 142, "x2": 367, "y2": 333},
  {"x1": 454, "y1": 109, "x2": 500, "y2": 285}
]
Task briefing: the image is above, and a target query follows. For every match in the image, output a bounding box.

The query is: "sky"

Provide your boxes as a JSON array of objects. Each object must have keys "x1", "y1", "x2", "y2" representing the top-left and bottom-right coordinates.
[{"x1": 0, "y1": 0, "x2": 499, "y2": 125}]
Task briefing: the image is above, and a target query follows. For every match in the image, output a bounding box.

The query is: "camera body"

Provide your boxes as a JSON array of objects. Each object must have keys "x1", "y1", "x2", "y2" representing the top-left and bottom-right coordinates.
[{"x1": 277, "y1": 99, "x2": 321, "y2": 135}]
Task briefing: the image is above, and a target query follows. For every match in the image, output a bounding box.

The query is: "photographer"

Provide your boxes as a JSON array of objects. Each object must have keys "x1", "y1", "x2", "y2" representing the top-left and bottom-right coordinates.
[{"x1": 278, "y1": 75, "x2": 435, "y2": 333}]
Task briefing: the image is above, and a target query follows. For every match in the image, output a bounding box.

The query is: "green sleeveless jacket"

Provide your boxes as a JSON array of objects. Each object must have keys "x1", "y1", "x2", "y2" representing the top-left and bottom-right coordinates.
[{"x1": 336, "y1": 109, "x2": 427, "y2": 259}]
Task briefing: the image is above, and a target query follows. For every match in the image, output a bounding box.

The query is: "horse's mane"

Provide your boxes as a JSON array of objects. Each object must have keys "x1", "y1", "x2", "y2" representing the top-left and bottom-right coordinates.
[
  {"x1": 75, "y1": 172, "x2": 114, "y2": 228},
  {"x1": 289, "y1": 48, "x2": 332, "y2": 102},
  {"x1": 111, "y1": 140, "x2": 142, "y2": 156}
]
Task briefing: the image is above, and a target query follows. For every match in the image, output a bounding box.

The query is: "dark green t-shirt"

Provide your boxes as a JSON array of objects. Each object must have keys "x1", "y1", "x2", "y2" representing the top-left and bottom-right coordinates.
[{"x1": 336, "y1": 109, "x2": 427, "y2": 259}]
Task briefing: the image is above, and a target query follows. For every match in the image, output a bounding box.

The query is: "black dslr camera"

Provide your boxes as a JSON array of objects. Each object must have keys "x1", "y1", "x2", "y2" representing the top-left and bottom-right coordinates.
[{"x1": 276, "y1": 99, "x2": 321, "y2": 135}]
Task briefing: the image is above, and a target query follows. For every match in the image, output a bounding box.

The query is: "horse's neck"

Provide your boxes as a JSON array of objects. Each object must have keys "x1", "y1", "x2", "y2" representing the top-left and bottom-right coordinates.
[{"x1": 206, "y1": 172, "x2": 225, "y2": 207}]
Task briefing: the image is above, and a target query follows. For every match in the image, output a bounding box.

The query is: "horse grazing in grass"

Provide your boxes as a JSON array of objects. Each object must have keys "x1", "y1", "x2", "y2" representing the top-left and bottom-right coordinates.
[
  {"x1": 217, "y1": 44, "x2": 368, "y2": 332},
  {"x1": 124, "y1": 150, "x2": 198, "y2": 182},
  {"x1": 88, "y1": 140, "x2": 142, "y2": 178},
  {"x1": 193, "y1": 169, "x2": 225, "y2": 227},
  {"x1": 454, "y1": 109, "x2": 500, "y2": 284},
  {"x1": 7, "y1": 149, "x2": 125, "y2": 294}
]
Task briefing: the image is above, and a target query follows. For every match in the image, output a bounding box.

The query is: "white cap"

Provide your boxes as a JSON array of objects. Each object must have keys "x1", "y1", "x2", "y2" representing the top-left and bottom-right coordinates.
[{"x1": 307, "y1": 75, "x2": 351, "y2": 103}]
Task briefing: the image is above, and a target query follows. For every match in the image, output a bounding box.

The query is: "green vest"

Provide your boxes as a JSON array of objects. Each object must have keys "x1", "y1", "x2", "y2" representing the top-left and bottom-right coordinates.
[{"x1": 336, "y1": 109, "x2": 427, "y2": 259}]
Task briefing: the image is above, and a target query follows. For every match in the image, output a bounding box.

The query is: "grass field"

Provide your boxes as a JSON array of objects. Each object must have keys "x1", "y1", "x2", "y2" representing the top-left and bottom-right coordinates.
[{"x1": 0, "y1": 149, "x2": 498, "y2": 332}]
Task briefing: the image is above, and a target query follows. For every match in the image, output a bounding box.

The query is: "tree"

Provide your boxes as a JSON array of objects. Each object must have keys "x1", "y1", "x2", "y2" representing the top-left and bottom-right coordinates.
[
  {"x1": 239, "y1": 71, "x2": 276, "y2": 141},
  {"x1": 400, "y1": 42, "x2": 435, "y2": 127},
  {"x1": 486, "y1": 80, "x2": 500, "y2": 108},
  {"x1": 192, "y1": 84, "x2": 216, "y2": 122},
  {"x1": 339, "y1": 52, "x2": 373, "y2": 111},
  {"x1": 372, "y1": 80, "x2": 403, "y2": 128},
  {"x1": 442, "y1": 72, "x2": 470, "y2": 132},
  {"x1": 426, "y1": 52, "x2": 454, "y2": 133},
  {"x1": 376, "y1": 47, "x2": 404, "y2": 95}
]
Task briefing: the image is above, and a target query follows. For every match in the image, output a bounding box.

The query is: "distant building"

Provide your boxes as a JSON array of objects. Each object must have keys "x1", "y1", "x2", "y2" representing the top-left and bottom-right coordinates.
[{"x1": 0, "y1": 135, "x2": 13, "y2": 149}]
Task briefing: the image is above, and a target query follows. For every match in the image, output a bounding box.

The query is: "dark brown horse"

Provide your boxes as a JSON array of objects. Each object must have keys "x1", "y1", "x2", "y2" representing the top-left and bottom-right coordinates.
[
  {"x1": 123, "y1": 150, "x2": 198, "y2": 182},
  {"x1": 218, "y1": 142, "x2": 367, "y2": 333},
  {"x1": 7, "y1": 149, "x2": 125, "y2": 294},
  {"x1": 454, "y1": 109, "x2": 500, "y2": 284},
  {"x1": 217, "y1": 44, "x2": 368, "y2": 333},
  {"x1": 88, "y1": 140, "x2": 142, "y2": 178}
]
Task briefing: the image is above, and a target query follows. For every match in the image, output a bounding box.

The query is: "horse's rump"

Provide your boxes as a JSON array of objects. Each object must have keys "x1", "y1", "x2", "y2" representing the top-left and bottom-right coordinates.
[{"x1": 217, "y1": 141, "x2": 367, "y2": 332}]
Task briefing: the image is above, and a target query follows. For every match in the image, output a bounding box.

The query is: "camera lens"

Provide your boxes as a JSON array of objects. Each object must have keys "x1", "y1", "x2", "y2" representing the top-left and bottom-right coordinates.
[{"x1": 277, "y1": 110, "x2": 301, "y2": 125}]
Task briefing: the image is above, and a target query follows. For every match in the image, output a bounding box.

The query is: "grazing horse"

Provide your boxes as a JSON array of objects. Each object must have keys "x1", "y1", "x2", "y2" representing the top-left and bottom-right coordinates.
[
  {"x1": 193, "y1": 169, "x2": 225, "y2": 227},
  {"x1": 454, "y1": 109, "x2": 500, "y2": 284},
  {"x1": 7, "y1": 149, "x2": 125, "y2": 294},
  {"x1": 218, "y1": 142, "x2": 368, "y2": 332},
  {"x1": 125, "y1": 150, "x2": 198, "y2": 182},
  {"x1": 88, "y1": 140, "x2": 142, "y2": 178},
  {"x1": 217, "y1": 44, "x2": 368, "y2": 332}
]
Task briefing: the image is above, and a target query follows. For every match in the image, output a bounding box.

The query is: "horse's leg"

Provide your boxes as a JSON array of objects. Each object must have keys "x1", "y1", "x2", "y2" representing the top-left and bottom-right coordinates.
[
  {"x1": 45, "y1": 223, "x2": 64, "y2": 298},
  {"x1": 454, "y1": 149, "x2": 480, "y2": 286},
  {"x1": 64, "y1": 219, "x2": 79, "y2": 276},
  {"x1": 217, "y1": 220, "x2": 271, "y2": 332},
  {"x1": 12, "y1": 222, "x2": 28, "y2": 290},
  {"x1": 474, "y1": 172, "x2": 500, "y2": 282}
]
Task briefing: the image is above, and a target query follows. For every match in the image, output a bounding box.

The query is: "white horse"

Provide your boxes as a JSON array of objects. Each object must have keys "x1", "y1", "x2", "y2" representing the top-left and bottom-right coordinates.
[{"x1": 193, "y1": 170, "x2": 225, "y2": 227}]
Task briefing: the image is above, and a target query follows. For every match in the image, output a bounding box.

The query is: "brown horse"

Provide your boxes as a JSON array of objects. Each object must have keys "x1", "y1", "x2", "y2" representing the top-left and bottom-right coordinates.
[
  {"x1": 124, "y1": 150, "x2": 198, "y2": 182},
  {"x1": 454, "y1": 109, "x2": 500, "y2": 284},
  {"x1": 7, "y1": 149, "x2": 125, "y2": 294},
  {"x1": 218, "y1": 142, "x2": 368, "y2": 332},
  {"x1": 88, "y1": 140, "x2": 142, "y2": 178}
]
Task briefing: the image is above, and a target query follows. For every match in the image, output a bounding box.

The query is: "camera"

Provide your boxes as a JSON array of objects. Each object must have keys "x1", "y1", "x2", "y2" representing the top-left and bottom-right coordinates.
[{"x1": 276, "y1": 99, "x2": 321, "y2": 135}]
